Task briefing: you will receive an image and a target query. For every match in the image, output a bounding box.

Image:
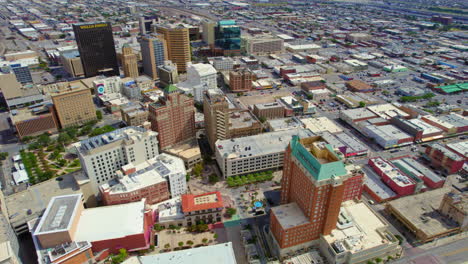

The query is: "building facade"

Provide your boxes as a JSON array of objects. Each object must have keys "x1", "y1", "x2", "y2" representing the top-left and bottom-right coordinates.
[
  {"x1": 215, "y1": 20, "x2": 241, "y2": 56},
  {"x1": 140, "y1": 34, "x2": 167, "y2": 80},
  {"x1": 424, "y1": 143, "x2": 466, "y2": 174},
  {"x1": 121, "y1": 45, "x2": 139, "y2": 79},
  {"x1": 10, "y1": 64, "x2": 32, "y2": 84},
  {"x1": 242, "y1": 35, "x2": 284, "y2": 56},
  {"x1": 60, "y1": 49, "x2": 84, "y2": 78},
  {"x1": 201, "y1": 20, "x2": 216, "y2": 46},
  {"x1": 148, "y1": 86, "x2": 195, "y2": 149},
  {"x1": 120, "y1": 104, "x2": 148, "y2": 126},
  {"x1": 253, "y1": 102, "x2": 284, "y2": 120},
  {"x1": 229, "y1": 69, "x2": 252, "y2": 92},
  {"x1": 51, "y1": 87, "x2": 96, "y2": 128},
  {"x1": 72, "y1": 22, "x2": 119, "y2": 77},
  {"x1": 182, "y1": 191, "x2": 224, "y2": 225},
  {"x1": 269, "y1": 136, "x2": 364, "y2": 256},
  {"x1": 156, "y1": 25, "x2": 191, "y2": 73},
  {"x1": 157, "y1": 60, "x2": 179, "y2": 86},
  {"x1": 73, "y1": 127, "x2": 159, "y2": 195}
]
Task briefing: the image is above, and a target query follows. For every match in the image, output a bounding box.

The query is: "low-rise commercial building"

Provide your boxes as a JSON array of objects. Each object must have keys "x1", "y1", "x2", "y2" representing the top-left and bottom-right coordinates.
[
  {"x1": 424, "y1": 142, "x2": 467, "y2": 174},
  {"x1": 100, "y1": 153, "x2": 187, "y2": 205},
  {"x1": 300, "y1": 117, "x2": 343, "y2": 134},
  {"x1": 215, "y1": 129, "x2": 314, "y2": 177},
  {"x1": 363, "y1": 125, "x2": 413, "y2": 149},
  {"x1": 182, "y1": 191, "x2": 224, "y2": 225},
  {"x1": 386, "y1": 188, "x2": 466, "y2": 243},
  {"x1": 368, "y1": 157, "x2": 416, "y2": 197},
  {"x1": 163, "y1": 139, "x2": 202, "y2": 169},
  {"x1": 242, "y1": 34, "x2": 284, "y2": 56},
  {"x1": 320, "y1": 201, "x2": 402, "y2": 264},
  {"x1": 10, "y1": 105, "x2": 59, "y2": 138},
  {"x1": 50, "y1": 85, "x2": 96, "y2": 128},
  {"x1": 346, "y1": 80, "x2": 374, "y2": 93},
  {"x1": 391, "y1": 117, "x2": 443, "y2": 142},
  {"x1": 120, "y1": 103, "x2": 148, "y2": 127},
  {"x1": 252, "y1": 102, "x2": 284, "y2": 120},
  {"x1": 391, "y1": 157, "x2": 445, "y2": 189}
]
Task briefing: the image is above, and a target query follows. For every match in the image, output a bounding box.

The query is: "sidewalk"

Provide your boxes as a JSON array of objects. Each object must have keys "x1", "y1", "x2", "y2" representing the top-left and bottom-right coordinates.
[{"x1": 417, "y1": 232, "x2": 468, "y2": 250}]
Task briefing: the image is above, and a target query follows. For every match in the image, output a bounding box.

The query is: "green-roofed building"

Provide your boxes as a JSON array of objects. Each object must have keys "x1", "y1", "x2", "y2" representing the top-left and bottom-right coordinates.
[
  {"x1": 164, "y1": 84, "x2": 179, "y2": 94},
  {"x1": 435, "y1": 83, "x2": 468, "y2": 94},
  {"x1": 269, "y1": 135, "x2": 365, "y2": 256}
]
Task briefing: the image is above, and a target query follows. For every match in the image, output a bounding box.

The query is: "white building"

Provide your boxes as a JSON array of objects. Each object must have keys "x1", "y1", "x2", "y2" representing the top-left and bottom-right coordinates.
[
  {"x1": 178, "y1": 63, "x2": 217, "y2": 102},
  {"x1": 210, "y1": 57, "x2": 235, "y2": 71},
  {"x1": 93, "y1": 76, "x2": 122, "y2": 95},
  {"x1": 215, "y1": 129, "x2": 314, "y2": 177},
  {"x1": 73, "y1": 127, "x2": 159, "y2": 195}
]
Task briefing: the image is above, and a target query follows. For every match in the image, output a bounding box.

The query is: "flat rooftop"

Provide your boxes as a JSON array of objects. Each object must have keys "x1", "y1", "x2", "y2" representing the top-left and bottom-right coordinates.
[
  {"x1": 363, "y1": 166, "x2": 397, "y2": 200},
  {"x1": 267, "y1": 117, "x2": 303, "y2": 132},
  {"x1": 387, "y1": 188, "x2": 460, "y2": 237},
  {"x1": 438, "y1": 113, "x2": 468, "y2": 128},
  {"x1": 300, "y1": 117, "x2": 343, "y2": 134},
  {"x1": 34, "y1": 194, "x2": 81, "y2": 235},
  {"x1": 271, "y1": 203, "x2": 310, "y2": 229},
  {"x1": 334, "y1": 132, "x2": 368, "y2": 153},
  {"x1": 324, "y1": 201, "x2": 392, "y2": 254},
  {"x1": 408, "y1": 119, "x2": 442, "y2": 135},
  {"x1": 370, "y1": 157, "x2": 415, "y2": 187},
  {"x1": 340, "y1": 108, "x2": 378, "y2": 121},
  {"x1": 393, "y1": 157, "x2": 444, "y2": 184},
  {"x1": 152, "y1": 197, "x2": 184, "y2": 222},
  {"x1": 74, "y1": 126, "x2": 153, "y2": 153},
  {"x1": 216, "y1": 129, "x2": 314, "y2": 160},
  {"x1": 367, "y1": 104, "x2": 410, "y2": 120},
  {"x1": 182, "y1": 191, "x2": 223, "y2": 213},
  {"x1": 229, "y1": 111, "x2": 258, "y2": 129},
  {"x1": 5, "y1": 173, "x2": 81, "y2": 229},
  {"x1": 430, "y1": 143, "x2": 464, "y2": 161},
  {"x1": 447, "y1": 141, "x2": 468, "y2": 158},
  {"x1": 74, "y1": 199, "x2": 145, "y2": 242},
  {"x1": 367, "y1": 124, "x2": 413, "y2": 141},
  {"x1": 164, "y1": 139, "x2": 201, "y2": 159},
  {"x1": 139, "y1": 242, "x2": 237, "y2": 264}
]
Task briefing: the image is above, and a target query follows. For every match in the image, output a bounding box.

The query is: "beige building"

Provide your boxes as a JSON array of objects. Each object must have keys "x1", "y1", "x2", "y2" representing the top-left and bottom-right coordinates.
[
  {"x1": 201, "y1": 20, "x2": 216, "y2": 46},
  {"x1": 164, "y1": 139, "x2": 202, "y2": 169},
  {"x1": 203, "y1": 91, "x2": 262, "y2": 151},
  {"x1": 120, "y1": 104, "x2": 148, "y2": 127},
  {"x1": 60, "y1": 50, "x2": 84, "y2": 78},
  {"x1": 439, "y1": 191, "x2": 468, "y2": 231},
  {"x1": 242, "y1": 34, "x2": 284, "y2": 56},
  {"x1": 156, "y1": 25, "x2": 191, "y2": 73},
  {"x1": 51, "y1": 86, "x2": 96, "y2": 128},
  {"x1": 157, "y1": 60, "x2": 179, "y2": 86},
  {"x1": 253, "y1": 102, "x2": 284, "y2": 120},
  {"x1": 121, "y1": 44, "x2": 139, "y2": 79},
  {"x1": 0, "y1": 73, "x2": 22, "y2": 100}
]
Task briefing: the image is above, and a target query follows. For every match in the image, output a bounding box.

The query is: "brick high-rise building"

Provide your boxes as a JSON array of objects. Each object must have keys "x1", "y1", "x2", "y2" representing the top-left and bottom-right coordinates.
[
  {"x1": 156, "y1": 25, "x2": 191, "y2": 73},
  {"x1": 229, "y1": 69, "x2": 252, "y2": 92},
  {"x1": 269, "y1": 136, "x2": 364, "y2": 255},
  {"x1": 121, "y1": 44, "x2": 139, "y2": 78},
  {"x1": 51, "y1": 86, "x2": 96, "y2": 128},
  {"x1": 148, "y1": 85, "x2": 195, "y2": 149}
]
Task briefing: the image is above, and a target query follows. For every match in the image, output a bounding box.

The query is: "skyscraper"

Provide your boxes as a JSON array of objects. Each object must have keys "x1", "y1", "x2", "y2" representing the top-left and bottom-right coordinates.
[
  {"x1": 148, "y1": 85, "x2": 195, "y2": 149},
  {"x1": 139, "y1": 16, "x2": 157, "y2": 35},
  {"x1": 201, "y1": 20, "x2": 216, "y2": 46},
  {"x1": 156, "y1": 25, "x2": 191, "y2": 73},
  {"x1": 121, "y1": 44, "x2": 139, "y2": 78},
  {"x1": 269, "y1": 136, "x2": 364, "y2": 254},
  {"x1": 140, "y1": 34, "x2": 167, "y2": 80},
  {"x1": 73, "y1": 22, "x2": 119, "y2": 77},
  {"x1": 215, "y1": 20, "x2": 241, "y2": 56}
]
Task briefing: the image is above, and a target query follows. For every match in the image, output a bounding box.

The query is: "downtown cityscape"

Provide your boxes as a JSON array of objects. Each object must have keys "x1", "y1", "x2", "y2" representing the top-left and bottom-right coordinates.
[{"x1": 0, "y1": 0, "x2": 467, "y2": 264}]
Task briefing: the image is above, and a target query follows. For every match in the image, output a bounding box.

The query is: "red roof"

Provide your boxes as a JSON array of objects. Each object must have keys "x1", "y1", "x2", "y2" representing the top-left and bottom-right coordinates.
[{"x1": 181, "y1": 191, "x2": 224, "y2": 213}]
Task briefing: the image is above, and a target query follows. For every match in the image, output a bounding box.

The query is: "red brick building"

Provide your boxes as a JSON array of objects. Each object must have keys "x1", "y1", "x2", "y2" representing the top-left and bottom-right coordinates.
[
  {"x1": 424, "y1": 143, "x2": 466, "y2": 174},
  {"x1": 229, "y1": 69, "x2": 252, "y2": 92},
  {"x1": 269, "y1": 136, "x2": 363, "y2": 255},
  {"x1": 148, "y1": 85, "x2": 196, "y2": 149}
]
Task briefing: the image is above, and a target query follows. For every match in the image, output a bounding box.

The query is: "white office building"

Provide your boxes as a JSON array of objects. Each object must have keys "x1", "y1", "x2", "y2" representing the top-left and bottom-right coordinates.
[
  {"x1": 73, "y1": 126, "x2": 159, "y2": 195},
  {"x1": 93, "y1": 76, "x2": 122, "y2": 95},
  {"x1": 215, "y1": 129, "x2": 314, "y2": 177},
  {"x1": 178, "y1": 63, "x2": 217, "y2": 102}
]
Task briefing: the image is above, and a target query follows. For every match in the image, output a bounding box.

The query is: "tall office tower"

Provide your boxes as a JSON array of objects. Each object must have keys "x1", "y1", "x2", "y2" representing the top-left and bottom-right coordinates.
[
  {"x1": 203, "y1": 91, "x2": 262, "y2": 151},
  {"x1": 215, "y1": 20, "x2": 241, "y2": 56},
  {"x1": 121, "y1": 44, "x2": 139, "y2": 78},
  {"x1": 156, "y1": 25, "x2": 191, "y2": 73},
  {"x1": 51, "y1": 86, "x2": 97, "y2": 128},
  {"x1": 140, "y1": 34, "x2": 167, "y2": 80},
  {"x1": 10, "y1": 64, "x2": 32, "y2": 83},
  {"x1": 157, "y1": 60, "x2": 179, "y2": 86},
  {"x1": 229, "y1": 68, "x2": 252, "y2": 92},
  {"x1": 269, "y1": 136, "x2": 364, "y2": 255},
  {"x1": 201, "y1": 20, "x2": 216, "y2": 46},
  {"x1": 73, "y1": 22, "x2": 119, "y2": 77},
  {"x1": 148, "y1": 85, "x2": 195, "y2": 150},
  {"x1": 139, "y1": 16, "x2": 157, "y2": 35},
  {"x1": 73, "y1": 126, "x2": 159, "y2": 195}
]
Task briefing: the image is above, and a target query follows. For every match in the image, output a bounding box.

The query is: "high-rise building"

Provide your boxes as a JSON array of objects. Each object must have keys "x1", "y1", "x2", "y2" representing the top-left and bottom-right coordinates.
[
  {"x1": 148, "y1": 85, "x2": 195, "y2": 150},
  {"x1": 140, "y1": 34, "x2": 167, "y2": 80},
  {"x1": 73, "y1": 22, "x2": 119, "y2": 77},
  {"x1": 73, "y1": 126, "x2": 159, "y2": 195},
  {"x1": 269, "y1": 136, "x2": 364, "y2": 255},
  {"x1": 157, "y1": 60, "x2": 179, "y2": 86},
  {"x1": 139, "y1": 16, "x2": 158, "y2": 35},
  {"x1": 156, "y1": 25, "x2": 191, "y2": 73},
  {"x1": 179, "y1": 62, "x2": 217, "y2": 102},
  {"x1": 229, "y1": 68, "x2": 252, "y2": 92},
  {"x1": 215, "y1": 20, "x2": 241, "y2": 56},
  {"x1": 10, "y1": 64, "x2": 32, "y2": 84},
  {"x1": 51, "y1": 86, "x2": 96, "y2": 128},
  {"x1": 60, "y1": 49, "x2": 85, "y2": 78},
  {"x1": 203, "y1": 91, "x2": 262, "y2": 151},
  {"x1": 201, "y1": 20, "x2": 216, "y2": 46},
  {"x1": 121, "y1": 44, "x2": 139, "y2": 78},
  {"x1": 241, "y1": 34, "x2": 284, "y2": 56}
]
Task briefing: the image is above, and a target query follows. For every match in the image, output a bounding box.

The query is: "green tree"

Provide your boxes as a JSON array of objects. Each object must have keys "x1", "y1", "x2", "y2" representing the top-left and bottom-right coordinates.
[
  {"x1": 359, "y1": 101, "x2": 366, "y2": 108},
  {"x1": 0, "y1": 152, "x2": 8, "y2": 160},
  {"x1": 202, "y1": 238, "x2": 208, "y2": 244},
  {"x1": 209, "y1": 174, "x2": 219, "y2": 183},
  {"x1": 38, "y1": 133, "x2": 51, "y2": 147},
  {"x1": 186, "y1": 240, "x2": 194, "y2": 246},
  {"x1": 192, "y1": 163, "x2": 203, "y2": 177},
  {"x1": 178, "y1": 241, "x2": 184, "y2": 247},
  {"x1": 96, "y1": 110, "x2": 103, "y2": 120},
  {"x1": 164, "y1": 243, "x2": 170, "y2": 249},
  {"x1": 226, "y1": 207, "x2": 237, "y2": 217},
  {"x1": 259, "y1": 116, "x2": 267, "y2": 123},
  {"x1": 213, "y1": 233, "x2": 218, "y2": 239},
  {"x1": 186, "y1": 174, "x2": 190, "y2": 182},
  {"x1": 57, "y1": 132, "x2": 71, "y2": 145}
]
